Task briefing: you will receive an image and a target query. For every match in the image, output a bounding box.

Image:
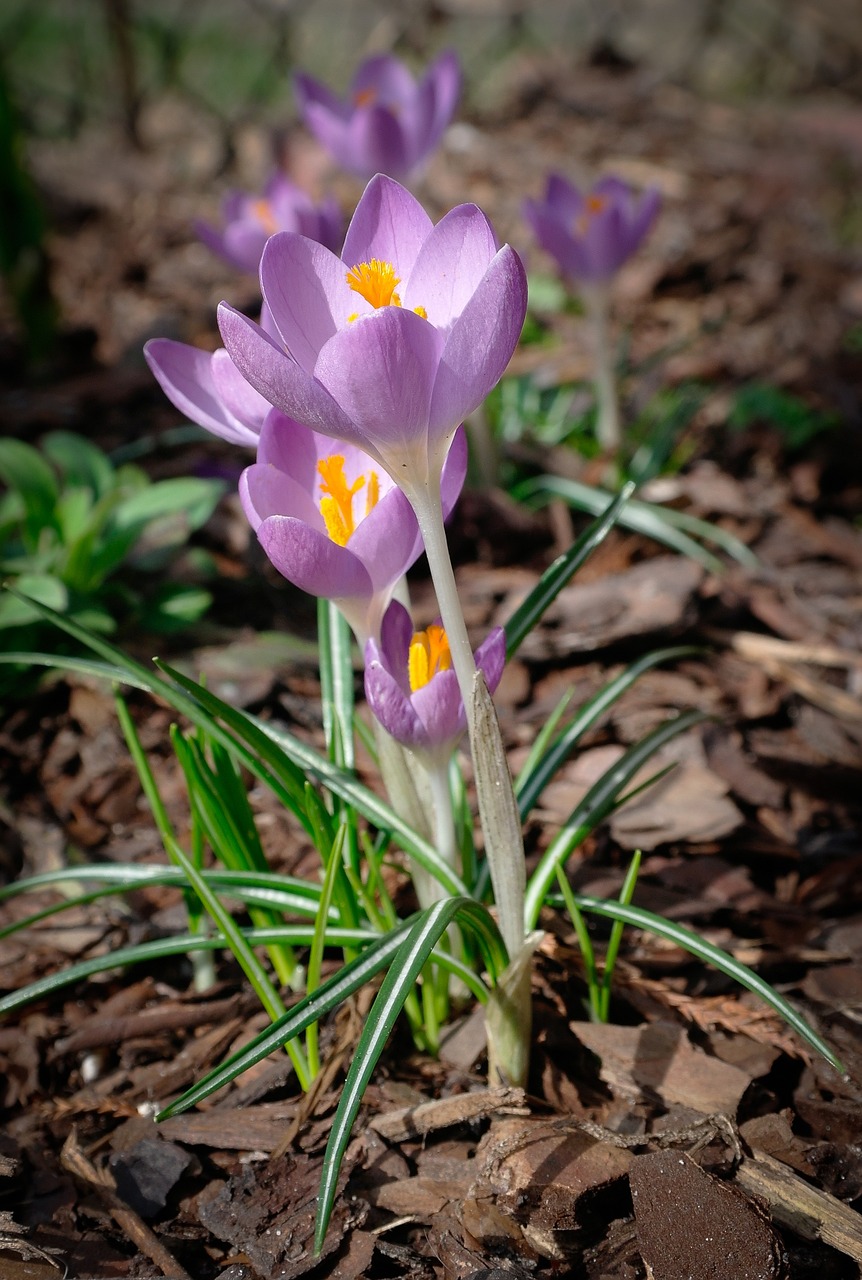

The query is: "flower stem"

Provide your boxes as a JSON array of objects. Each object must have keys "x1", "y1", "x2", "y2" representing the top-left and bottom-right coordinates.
[{"x1": 584, "y1": 285, "x2": 621, "y2": 452}]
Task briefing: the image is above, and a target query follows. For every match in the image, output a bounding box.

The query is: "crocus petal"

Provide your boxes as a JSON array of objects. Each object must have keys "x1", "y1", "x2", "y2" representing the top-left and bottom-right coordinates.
[
  {"x1": 429, "y1": 244, "x2": 527, "y2": 437},
  {"x1": 351, "y1": 53, "x2": 416, "y2": 103},
  {"x1": 376, "y1": 599, "x2": 413, "y2": 682},
  {"x1": 210, "y1": 348, "x2": 272, "y2": 432},
  {"x1": 239, "y1": 460, "x2": 322, "y2": 533},
  {"x1": 342, "y1": 174, "x2": 433, "y2": 280},
  {"x1": 255, "y1": 410, "x2": 327, "y2": 491},
  {"x1": 294, "y1": 72, "x2": 348, "y2": 121},
  {"x1": 348, "y1": 484, "x2": 423, "y2": 593},
  {"x1": 217, "y1": 303, "x2": 367, "y2": 450},
  {"x1": 222, "y1": 222, "x2": 269, "y2": 274},
  {"x1": 424, "y1": 49, "x2": 461, "y2": 149},
  {"x1": 144, "y1": 338, "x2": 258, "y2": 447},
  {"x1": 411, "y1": 668, "x2": 463, "y2": 746},
  {"x1": 313, "y1": 307, "x2": 443, "y2": 464},
  {"x1": 260, "y1": 234, "x2": 354, "y2": 372},
  {"x1": 347, "y1": 105, "x2": 410, "y2": 183},
  {"x1": 256, "y1": 514, "x2": 373, "y2": 601},
  {"x1": 364, "y1": 661, "x2": 423, "y2": 746},
  {"x1": 475, "y1": 626, "x2": 506, "y2": 695},
  {"x1": 402, "y1": 203, "x2": 497, "y2": 329},
  {"x1": 440, "y1": 425, "x2": 468, "y2": 520},
  {"x1": 545, "y1": 173, "x2": 582, "y2": 221}
]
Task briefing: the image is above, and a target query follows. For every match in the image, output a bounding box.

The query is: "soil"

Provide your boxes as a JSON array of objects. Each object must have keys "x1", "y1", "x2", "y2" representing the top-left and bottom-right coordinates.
[{"x1": 2, "y1": 40, "x2": 862, "y2": 1280}]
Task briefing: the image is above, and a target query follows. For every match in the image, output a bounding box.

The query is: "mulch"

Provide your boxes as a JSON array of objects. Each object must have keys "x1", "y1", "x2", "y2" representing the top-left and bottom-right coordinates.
[{"x1": 1, "y1": 51, "x2": 862, "y2": 1280}]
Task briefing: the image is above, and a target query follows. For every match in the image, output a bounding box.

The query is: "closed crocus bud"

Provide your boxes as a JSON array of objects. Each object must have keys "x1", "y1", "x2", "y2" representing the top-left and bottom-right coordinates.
[
  {"x1": 523, "y1": 173, "x2": 660, "y2": 287},
  {"x1": 240, "y1": 415, "x2": 467, "y2": 644},
  {"x1": 364, "y1": 600, "x2": 505, "y2": 763},
  {"x1": 196, "y1": 173, "x2": 343, "y2": 275},
  {"x1": 294, "y1": 50, "x2": 461, "y2": 183}
]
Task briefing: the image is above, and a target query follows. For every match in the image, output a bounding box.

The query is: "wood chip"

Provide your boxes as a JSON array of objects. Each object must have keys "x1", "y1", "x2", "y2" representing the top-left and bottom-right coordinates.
[{"x1": 369, "y1": 1087, "x2": 528, "y2": 1142}]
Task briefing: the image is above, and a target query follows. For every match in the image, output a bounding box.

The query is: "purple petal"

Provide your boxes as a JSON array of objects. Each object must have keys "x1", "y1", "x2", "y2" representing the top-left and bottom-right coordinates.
[
  {"x1": 364, "y1": 660, "x2": 423, "y2": 747},
  {"x1": 440, "y1": 425, "x2": 468, "y2": 520},
  {"x1": 218, "y1": 303, "x2": 367, "y2": 450},
  {"x1": 348, "y1": 484, "x2": 423, "y2": 594},
  {"x1": 377, "y1": 599, "x2": 414, "y2": 686},
  {"x1": 475, "y1": 626, "x2": 506, "y2": 695},
  {"x1": 346, "y1": 105, "x2": 409, "y2": 181},
  {"x1": 411, "y1": 668, "x2": 463, "y2": 748},
  {"x1": 342, "y1": 175, "x2": 433, "y2": 280},
  {"x1": 221, "y1": 221, "x2": 269, "y2": 274},
  {"x1": 545, "y1": 173, "x2": 583, "y2": 221},
  {"x1": 260, "y1": 234, "x2": 354, "y2": 373},
  {"x1": 144, "y1": 338, "x2": 258, "y2": 447},
  {"x1": 254, "y1": 411, "x2": 325, "y2": 490},
  {"x1": 314, "y1": 307, "x2": 443, "y2": 459},
  {"x1": 210, "y1": 348, "x2": 272, "y2": 432},
  {"x1": 351, "y1": 54, "x2": 417, "y2": 104},
  {"x1": 256, "y1": 514, "x2": 373, "y2": 601},
  {"x1": 239, "y1": 460, "x2": 322, "y2": 533},
  {"x1": 402, "y1": 203, "x2": 497, "y2": 328},
  {"x1": 424, "y1": 49, "x2": 461, "y2": 148},
  {"x1": 294, "y1": 72, "x2": 349, "y2": 121},
  {"x1": 298, "y1": 100, "x2": 353, "y2": 170},
  {"x1": 429, "y1": 244, "x2": 527, "y2": 437}
]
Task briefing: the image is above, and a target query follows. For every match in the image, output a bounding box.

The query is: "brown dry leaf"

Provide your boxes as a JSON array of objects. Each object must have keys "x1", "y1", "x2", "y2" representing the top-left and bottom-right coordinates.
[{"x1": 571, "y1": 1020, "x2": 753, "y2": 1114}]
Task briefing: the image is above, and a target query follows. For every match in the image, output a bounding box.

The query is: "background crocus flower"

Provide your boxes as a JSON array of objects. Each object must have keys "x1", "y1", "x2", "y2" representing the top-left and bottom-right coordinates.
[
  {"x1": 217, "y1": 174, "x2": 526, "y2": 507},
  {"x1": 240, "y1": 415, "x2": 467, "y2": 643},
  {"x1": 364, "y1": 600, "x2": 505, "y2": 761},
  {"x1": 144, "y1": 339, "x2": 272, "y2": 448},
  {"x1": 523, "y1": 173, "x2": 660, "y2": 286},
  {"x1": 294, "y1": 50, "x2": 461, "y2": 183},
  {"x1": 195, "y1": 173, "x2": 342, "y2": 274}
]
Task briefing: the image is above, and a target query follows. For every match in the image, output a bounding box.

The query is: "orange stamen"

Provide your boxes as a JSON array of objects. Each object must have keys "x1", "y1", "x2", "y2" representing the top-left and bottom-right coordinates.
[
  {"x1": 317, "y1": 454, "x2": 380, "y2": 545},
  {"x1": 575, "y1": 192, "x2": 609, "y2": 238},
  {"x1": 408, "y1": 624, "x2": 452, "y2": 692},
  {"x1": 251, "y1": 198, "x2": 278, "y2": 236},
  {"x1": 353, "y1": 87, "x2": 377, "y2": 108},
  {"x1": 346, "y1": 259, "x2": 403, "y2": 310}
]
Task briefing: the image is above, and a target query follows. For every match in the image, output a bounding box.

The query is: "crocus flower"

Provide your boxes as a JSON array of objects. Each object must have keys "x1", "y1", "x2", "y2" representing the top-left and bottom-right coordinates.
[
  {"x1": 241, "y1": 415, "x2": 467, "y2": 643},
  {"x1": 217, "y1": 174, "x2": 527, "y2": 509},
  {"x1": 196, "y1": 173, "x2": 343, "y2": 274},
  {"x1": 144, "y1": 339, "x2": 272, "y2": 448},
  {"x1": 523, "y1": 174, "x2": 660, "y2": 286},
  {"x1": 365, "y1": 600, "x2": 505, "y2": 762},
  {"x1": 294, "y1": 51, "x2": 461, "y2": 183}
]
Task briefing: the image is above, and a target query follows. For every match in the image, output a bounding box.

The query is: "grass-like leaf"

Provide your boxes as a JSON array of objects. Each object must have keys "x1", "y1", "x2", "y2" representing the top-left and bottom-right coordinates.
[
  {"x1": 504, "y1": 482, "x2": 634, "y2": 658},
  {"x1": 313, "y1": 897, "x2": 508, "y2": 1253},
  {"x1": 561, "y1": 895, "x2": 845, "y2": 1075}
]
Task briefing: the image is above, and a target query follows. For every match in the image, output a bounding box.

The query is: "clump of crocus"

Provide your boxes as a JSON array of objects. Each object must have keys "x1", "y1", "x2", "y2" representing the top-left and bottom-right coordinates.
[
  {"x1": 196, "y1": 173, "x2": 342, "y2": 275},
  {"x1": 145, "y1": 339, "x2": 273, "y2": 448},
  {"x1": 294, "y1": 51, "x2": 461, "y2": 184},
  {"x1": 241, "y1": 416, "x2": 467, "y2": 644},
  {"x1": 523, "y1": 173, "x2": 660, "y2": 450},
  {"x1": 365, "y1": 599, "x2": 505, "y2": 766}
]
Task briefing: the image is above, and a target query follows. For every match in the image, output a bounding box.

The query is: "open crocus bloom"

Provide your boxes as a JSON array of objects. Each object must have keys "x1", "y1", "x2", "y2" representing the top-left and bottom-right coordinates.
[
  {"x1": 364, "y1": 600, "x2": 505, "y2": 762},
  {"x1": 523, "y1": 174, "x2": 660, "y2": 287},
  {"x1": 241, "y1": 414, "x2": 467, "y2": 643},
  {"x1": 218, "y1": 174, "x2": 527, "y2": 505},
  {"x1": 144, "y1": 339, "x2": 273, "y2": 448},
  {"x1": 294, "y1": 51, "x2": 461, "y2": 183},
  {"x1": 196, "y1": 173, "x2": 342, "y2": 275}
]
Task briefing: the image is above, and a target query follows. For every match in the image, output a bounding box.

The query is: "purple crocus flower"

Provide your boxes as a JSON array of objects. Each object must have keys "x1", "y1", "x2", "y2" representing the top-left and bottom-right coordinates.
[
  {"x1": 196, "y1": 173, "x2": 343, "y2": 275},
  {"x1": 144, "y1": 339, "x2": 272, "y2": 448},
  {"x1": 294, "y1": 51, "x2": 461, "y2": 183},
  {"x1": 241, "y1": 416, "x2": 467, "y2": 643},
  {"x1": 364, "y1": 600, "x2": 505, "y2": 762},
  {"x1": 523, "y1": 174, "x2": 660, "y2": 286},
  {"x1": 217, "y1": 174, "x2": 527, "y2": 507}
]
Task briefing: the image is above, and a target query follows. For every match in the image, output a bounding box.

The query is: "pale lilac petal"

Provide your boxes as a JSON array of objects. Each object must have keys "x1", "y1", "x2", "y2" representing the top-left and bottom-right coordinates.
[
  {"x1": 194, "y1": 220, "x2": 239, "y2": 270},
  {"x1": 583, "y1": 205, "x2": 628, "y2": 278},
  {"x1": 475, "y1": 627, "x2": 506, "y2": 695},
  {"x1": 378, "y1": 599, "x2": 413, "y2": 678},
  {"x1": 314, "y1": 307, "x2": 443, "y2": 457},
  {"x1": 294, "y1": 72, "x2": 348, "y2": 121},
  {"x1": 342, "y1": 175, "x2": 433, "y2": 279},
  {"x1": 364, "y1": 661, "x2": 423, "y2": 746},
  {"x1": 411, "y1": 668, "x2": 462, "y2": 746},
  {"x1": 424, "y1": 49, "x2": 461, "y2": 147},
  {"x1": 260, "y1": 235, "x2": 354, "y2": 372},
  {"x1": 545, "y1": 173, "x2": 583, "y2": 221},
  {"x1": 218, "y1": 303, "x2": 367, "y2": 450},
  {"x1": 255, "y1": 411, "x2": 324, "y2": 491},
  {"x1": 348, "y1": 484, "x2": 422, "y2": 594},
  {"x1": 239, "y1": 461, "x2": 322, "y2": 533},
  {"x1": 429, "y1": 244, "x2": 527, "y2": 436},
  {"x1": 299, "y1": 100, "x2": 352, "y2": 168},
  {"x1": 257, "y1": 516, "x2": 373, "y2": 601},
  {"x1": 144, "y1": 338, "x2": 258, "y2": 447},
  {"x1": 440, "y1": 425, "x2": 468, "y2": 520},
  {"x1": 222, "y1": 222, "x2": 269, "y2": 274},
  {"x1": 352, "y1": 53, "x2": 416, "y2": 103},
  {"x1": 402, "y1": 204, "x2": 497, "y2": 328},
  {"x1": 346, "y1": 106, "x2": 409, "y2": 181},
  {"x1": 210, "y1": 348, "x2": 272, "y2": 431},
  {"x1": 523, "y1": 199, "x2": 581, "y2": 277}
]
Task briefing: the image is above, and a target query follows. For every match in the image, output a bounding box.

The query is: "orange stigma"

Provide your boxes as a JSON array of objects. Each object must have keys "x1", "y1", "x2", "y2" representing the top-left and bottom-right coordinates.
[
  {"x1": 575, "y1": 193, "x2": 608, "y2": 237},
  {"x1": 353, "y1": 86, "x2": 377, "y2": 109},
  {"x1": 408, "y1": 625, "x2": 452, "y2": 692},
  {"x1": 346, "y1": 259, "x2": 403, "y2": 310},
  {"x1": 251, "y1": 198, "x2": 278, "y2": 235},
  {"x1": 317, "y1": 455, "x2": 380, "y2": 546}
]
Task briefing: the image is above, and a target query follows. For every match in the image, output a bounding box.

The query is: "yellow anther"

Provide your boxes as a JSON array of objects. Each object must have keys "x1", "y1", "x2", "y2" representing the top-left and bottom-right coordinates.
[
  {"x1": 251, "y1": 198, "x2": 278, "y2": 236},
  {"x1": 346, "y1": 259, "x2": 403, "y2": 310},
  {"x1": 408, "y1": 624, "x2": 452, "y2": 692},
  {"x1": 317, "y1": 454, "x2": 380, "y2": 546},
  {"x1": 575, "y1": 193, "x2": 609, "y2": 237},
  {"x1": 413, "y1": 304, "x2": 428, "y2": 319}
]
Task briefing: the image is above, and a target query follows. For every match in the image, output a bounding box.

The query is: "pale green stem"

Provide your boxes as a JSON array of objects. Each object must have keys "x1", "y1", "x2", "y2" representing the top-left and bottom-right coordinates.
[{"x1": 584, "y1": 284, "x2": 621, "y2": 452}]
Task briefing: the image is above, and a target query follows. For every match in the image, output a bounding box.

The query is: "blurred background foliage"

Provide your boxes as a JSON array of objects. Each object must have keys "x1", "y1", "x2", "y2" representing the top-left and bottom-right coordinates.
[{"x1": 2, "y1": 0, "x2": 862, "y2": 148}]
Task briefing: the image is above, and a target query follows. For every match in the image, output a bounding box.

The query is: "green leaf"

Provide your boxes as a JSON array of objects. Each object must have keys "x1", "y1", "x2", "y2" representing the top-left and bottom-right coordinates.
[
  {"x1": 108, "y1": 476, "x2": 224, "y2": 538},
  {"x1": 0, "y1": 438, "x2": 59, "y2": 536},
  {"x1": 504, "y1": 483, "x2": 634, "y2": 658},
  {"x1": 41, "y1": 431, "x2": 115, "y2": 498},
  {"x1": 0, "y1": 574, "x2": 67, "y2": 627},
  {"x1": 566, "y1": 895, "x2": 845, "y2": 1074}
]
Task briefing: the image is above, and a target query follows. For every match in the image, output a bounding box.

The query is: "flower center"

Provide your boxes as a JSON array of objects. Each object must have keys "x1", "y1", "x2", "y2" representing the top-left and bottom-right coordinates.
[
  {"x1": 251, "y1": 198, "x2": 278, "y2": 236},
  {"x1": 575, "y1": 193, "x2": 608, "y2": 237},
  {"x1": 353, "y1": 86, "x2": 377, "y2": 109},
  {"x1": 408, "y1": 624, "x2": 452, "y2": 692},
  {"x1": 317, "y1": 454, "x2": 380, "y2": 546},
  {"x1": 345, "y1": 259, "x2": 428, "y2": 322}
]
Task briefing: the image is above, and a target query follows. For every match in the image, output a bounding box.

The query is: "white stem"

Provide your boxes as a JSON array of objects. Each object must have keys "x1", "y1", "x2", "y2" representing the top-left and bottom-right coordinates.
[{"x1": 584, "y1": 285, "x2": 621, "y2": 452}]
